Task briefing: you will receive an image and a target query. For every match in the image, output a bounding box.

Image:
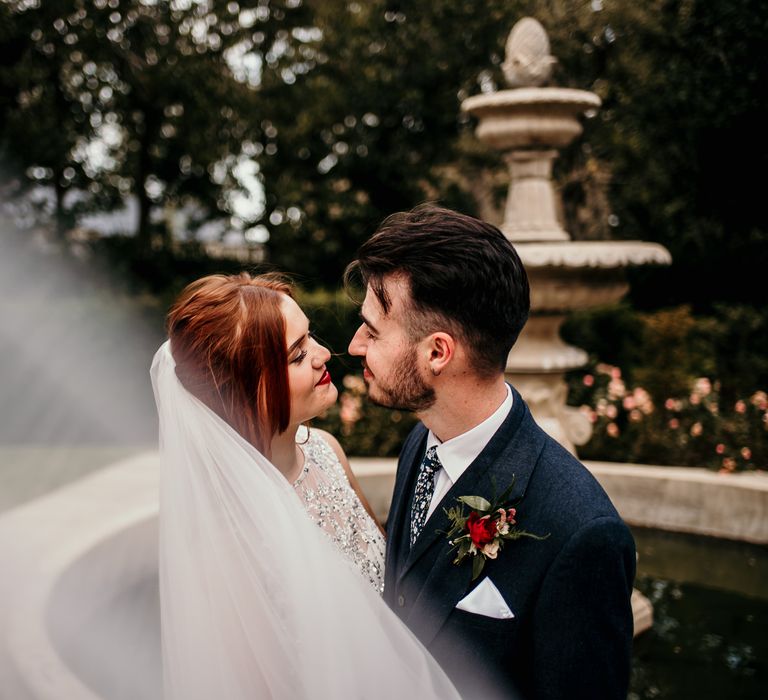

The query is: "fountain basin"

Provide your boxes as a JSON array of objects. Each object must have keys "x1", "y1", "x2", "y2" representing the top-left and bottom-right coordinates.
[
  {"x1": 463, "y1": 88, "x2": 601, "y2": 149},
  {"x1": 508, "y1": 242, "x2": 673, "y2": 369},
  {"x1": 0, "y1": 455, "x2": 160, "y2": 700},
  {"x1": 4, "y1": 454, "x2": 765, "y2": 699}
]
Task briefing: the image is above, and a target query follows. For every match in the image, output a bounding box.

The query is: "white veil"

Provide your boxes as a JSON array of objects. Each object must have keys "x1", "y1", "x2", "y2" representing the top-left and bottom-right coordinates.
[{"x1": 151, "y1": 341, "x2": 459, "y2": 700}]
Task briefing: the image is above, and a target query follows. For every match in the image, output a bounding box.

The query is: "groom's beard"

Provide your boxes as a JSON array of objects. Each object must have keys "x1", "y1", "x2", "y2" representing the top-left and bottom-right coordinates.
[{"x1": 366, "y1": 344, "x2": 436, "y2": 412}]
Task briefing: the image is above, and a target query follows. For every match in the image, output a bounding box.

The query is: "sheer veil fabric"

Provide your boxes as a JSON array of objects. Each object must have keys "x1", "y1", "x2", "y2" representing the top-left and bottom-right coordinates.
[{"x1": 151, "y1": 341, "x2": 459, "y2": 700}]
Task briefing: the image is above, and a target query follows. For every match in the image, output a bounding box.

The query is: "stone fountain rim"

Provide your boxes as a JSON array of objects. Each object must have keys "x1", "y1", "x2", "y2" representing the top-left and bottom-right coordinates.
[
  {"x1": 463, "y1": 87, "x2": 601, "y2": 113},
  {"x1": 513, "y1": 240, "x2": 672, "y2": 269}
]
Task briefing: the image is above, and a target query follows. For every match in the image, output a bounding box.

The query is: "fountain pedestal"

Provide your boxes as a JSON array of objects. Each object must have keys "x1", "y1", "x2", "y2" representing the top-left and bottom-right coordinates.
[{"x1": 503, "y1": 150, "x2": 568, "y2": 242}]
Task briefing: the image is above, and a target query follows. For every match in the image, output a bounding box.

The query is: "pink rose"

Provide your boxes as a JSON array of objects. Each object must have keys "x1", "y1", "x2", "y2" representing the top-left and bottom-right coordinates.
[{"x1": 496, "y1": 508, "x2": 516, "y2": 535}]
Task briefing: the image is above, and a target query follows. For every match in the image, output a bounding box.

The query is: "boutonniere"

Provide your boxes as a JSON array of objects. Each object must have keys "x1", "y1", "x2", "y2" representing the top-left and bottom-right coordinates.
[{"x1": 443, "y1": 477, "x2": 548, "y2": 580}]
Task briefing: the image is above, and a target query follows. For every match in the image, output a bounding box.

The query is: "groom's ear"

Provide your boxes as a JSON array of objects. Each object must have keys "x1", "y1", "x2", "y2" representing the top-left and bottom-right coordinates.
[{"x1": 425, "y1": 332, "x2": 455, "y2": 376}]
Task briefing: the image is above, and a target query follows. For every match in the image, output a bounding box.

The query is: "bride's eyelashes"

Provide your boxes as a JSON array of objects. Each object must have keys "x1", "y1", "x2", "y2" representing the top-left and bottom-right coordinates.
[
  {"x1": 290, "y1": 330, "x2": 319, "y2": 364},
  {"x1": 291, "y1": 349, "x2": 308, "y2": 365}
]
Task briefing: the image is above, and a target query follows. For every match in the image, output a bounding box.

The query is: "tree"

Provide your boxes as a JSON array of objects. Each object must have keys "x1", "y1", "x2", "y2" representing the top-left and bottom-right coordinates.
[
  {"x1": 255, "y1": 0, "x2": 767, "y2": 308},
  {"x1": 0, "y1": 0, "x2": 311, "y2": 248},
  {"x1": 257, "y1": 0, "x2": 530, "y2": 285},
  {"x1": 2, "y1": 0, "x2": 765, "y2": 309}
]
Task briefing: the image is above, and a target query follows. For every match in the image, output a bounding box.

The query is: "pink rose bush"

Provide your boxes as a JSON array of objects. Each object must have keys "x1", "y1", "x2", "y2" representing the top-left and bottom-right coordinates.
[{"x1": 572, "y1": 364, "x2": 766, "y2": 472}]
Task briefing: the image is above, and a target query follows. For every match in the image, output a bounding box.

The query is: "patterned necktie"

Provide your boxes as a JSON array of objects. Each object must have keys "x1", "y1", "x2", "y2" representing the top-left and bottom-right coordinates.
[{"x1": 409, "y1": 446, "x2": 441, "y2": 547}]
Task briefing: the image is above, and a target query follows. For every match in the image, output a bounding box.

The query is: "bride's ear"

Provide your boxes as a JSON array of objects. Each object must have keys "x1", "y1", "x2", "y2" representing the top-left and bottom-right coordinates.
[{"x1": 424, "y1": 332, "x2": 454, "y2": 377}]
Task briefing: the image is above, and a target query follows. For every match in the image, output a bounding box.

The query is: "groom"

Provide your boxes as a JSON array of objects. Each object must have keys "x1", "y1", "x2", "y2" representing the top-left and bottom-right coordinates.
[{"x1": 347, "y1": 205, "x2": 635, "y2": 700}]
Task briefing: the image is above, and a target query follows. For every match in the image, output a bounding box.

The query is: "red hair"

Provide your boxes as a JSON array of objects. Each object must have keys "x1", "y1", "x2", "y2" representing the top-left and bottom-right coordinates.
[{"x1": 167, "y1": 272, "x2": 293, "y2": 456}]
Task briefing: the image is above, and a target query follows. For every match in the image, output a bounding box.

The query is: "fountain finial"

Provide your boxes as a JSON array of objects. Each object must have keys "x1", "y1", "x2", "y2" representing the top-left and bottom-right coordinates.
[{"x1": 502, "y1": 18, "x2": 556, "y2": 88}]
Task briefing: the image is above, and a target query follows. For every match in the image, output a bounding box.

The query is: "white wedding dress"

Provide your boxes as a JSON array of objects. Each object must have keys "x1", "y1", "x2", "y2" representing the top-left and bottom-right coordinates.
[
  {"x1": 293, "y1": 426, "x2": 385, "y2": 593},
  {"x1": 151, "y1": 341, "x2": 458, "y2": 700}
]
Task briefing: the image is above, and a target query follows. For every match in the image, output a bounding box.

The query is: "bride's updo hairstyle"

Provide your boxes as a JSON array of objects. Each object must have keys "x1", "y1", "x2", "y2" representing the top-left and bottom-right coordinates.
[{"x1": 167, "y1": 272, "x2": 292, "y2": 456}]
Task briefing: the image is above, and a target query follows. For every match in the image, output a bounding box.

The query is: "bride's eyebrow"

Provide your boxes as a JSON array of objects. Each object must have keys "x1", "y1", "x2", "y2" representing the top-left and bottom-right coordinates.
[
  {"x1": 287, "y1": 320, "x2": 312, "y2": 354},
  {"x1": 287, "y1": 333, "x2": 306, "y2": 354}
]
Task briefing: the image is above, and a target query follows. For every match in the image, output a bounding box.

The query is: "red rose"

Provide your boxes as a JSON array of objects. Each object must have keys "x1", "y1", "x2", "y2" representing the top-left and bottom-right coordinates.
[{"x1": 467, "y1": 511, "x2": 497, "y2": 546}]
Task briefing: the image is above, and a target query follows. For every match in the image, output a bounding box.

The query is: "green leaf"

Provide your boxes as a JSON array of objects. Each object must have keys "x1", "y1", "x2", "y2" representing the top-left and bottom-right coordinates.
[
  {"x1": 457, "y1": 495, "x2": 492, "y2": 511},
  {"x1": 503, "y1": 529, "x2": 550, "y2": 542},
  {"x1": 471, "y1": 554, "x2": 486, "y2": 581},
  {"x1": 495, "y1": 475, "x2": 517, "y2": 507}
]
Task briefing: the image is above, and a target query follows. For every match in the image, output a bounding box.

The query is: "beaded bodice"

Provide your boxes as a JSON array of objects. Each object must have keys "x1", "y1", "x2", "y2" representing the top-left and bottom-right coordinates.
[{"x1": 293, "y1": 428, "x2": 385, "y2": 593}]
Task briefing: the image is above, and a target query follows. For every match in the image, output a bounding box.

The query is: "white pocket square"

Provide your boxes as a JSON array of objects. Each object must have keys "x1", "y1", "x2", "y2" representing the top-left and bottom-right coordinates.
[{"x1": 455, "y1": 577, "x2": 515, "y2": 620}]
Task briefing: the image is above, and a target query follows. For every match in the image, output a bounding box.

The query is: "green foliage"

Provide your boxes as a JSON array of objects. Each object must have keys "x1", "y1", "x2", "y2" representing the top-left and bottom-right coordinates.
[
  {"x1": 258, "y1": 0, "x2": 532, "y2": 285},
  {"x1": 563, "y1": 303, "x2": 768, "y2": 405},
  {"x1": 3, "y1": 0, "x2": 765, "y2": 468},
  {"x1": 0, "y1": 0, "x2": 310, "y2": 244},
  {"x1": 633, "y1": 307, "x2": 718, "y2": 401},
  {"x1": 312, "y1": 372, "x2": 418, "y2": 458},
  {"x1": 562, "y1": 302, "x2": 768, "y2": 469},
  {"x1": 3, "y1": 0, "x2": 766, "y2": 309},
  {"x1": 706, "y1": 304, "x2": 768, "y2": 403},
  {"x1": 570, "y1": 364, "x2": 767, "y2": 472},
  {"x1": 257, "y1": 0, "x2": 768, "y2": 304},
  {"x1": 84, "y1": 235, "x2": 264, "y2": 311}
]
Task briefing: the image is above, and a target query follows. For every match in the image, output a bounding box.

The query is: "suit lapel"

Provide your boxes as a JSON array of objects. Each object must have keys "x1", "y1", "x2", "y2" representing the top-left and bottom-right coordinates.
[
  {"x1": 398, "y1": 387, "x2": 548, "y2": 645},
  {"x1": 385, "y1": 426, "x2": 427, "y2": 588}
]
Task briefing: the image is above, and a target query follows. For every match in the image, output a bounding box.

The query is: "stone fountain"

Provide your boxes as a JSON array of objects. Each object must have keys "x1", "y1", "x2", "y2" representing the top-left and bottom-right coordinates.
[{"x1": 462, "y1": 18, "x2": 671, "y2": 454}]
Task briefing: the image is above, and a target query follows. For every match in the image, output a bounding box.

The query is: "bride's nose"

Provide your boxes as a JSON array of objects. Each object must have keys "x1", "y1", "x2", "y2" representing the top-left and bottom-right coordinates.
[{"x1": 311, "y1": 341, "x2": 331, "y2": 367}]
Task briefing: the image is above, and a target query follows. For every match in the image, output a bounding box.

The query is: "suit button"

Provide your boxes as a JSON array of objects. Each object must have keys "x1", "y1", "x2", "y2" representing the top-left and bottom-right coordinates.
[{"x1": 397, "y1": 595, "x2": 405, "y2": 607}]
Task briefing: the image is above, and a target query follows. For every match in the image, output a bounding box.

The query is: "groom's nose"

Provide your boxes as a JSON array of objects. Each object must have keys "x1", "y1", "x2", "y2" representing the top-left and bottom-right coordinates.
[{"x1": 348, "y1": 324, "x2": 366, "y2": 357}]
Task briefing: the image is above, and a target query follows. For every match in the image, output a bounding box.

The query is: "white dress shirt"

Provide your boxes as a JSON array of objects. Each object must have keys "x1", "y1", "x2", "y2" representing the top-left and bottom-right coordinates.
[{"x1": 425, "y1": 384, "x2": 513, "y2": 520}]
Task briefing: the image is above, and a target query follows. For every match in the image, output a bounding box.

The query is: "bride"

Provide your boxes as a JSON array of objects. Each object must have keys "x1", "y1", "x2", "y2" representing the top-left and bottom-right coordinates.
[{"x1": 151, "y1": 272, "x2": 458, "y2": 699}]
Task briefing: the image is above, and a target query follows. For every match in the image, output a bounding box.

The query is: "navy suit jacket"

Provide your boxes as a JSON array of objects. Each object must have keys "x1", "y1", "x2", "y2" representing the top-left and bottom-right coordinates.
[{"x1": 384, "y1": 386, "x2": 636, "y2": 700}]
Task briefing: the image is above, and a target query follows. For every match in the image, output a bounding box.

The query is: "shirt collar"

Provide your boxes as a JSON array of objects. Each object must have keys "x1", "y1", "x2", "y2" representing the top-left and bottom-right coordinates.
[{"x1": 426, "y1": 384, "x2": 513, "y2": 485}]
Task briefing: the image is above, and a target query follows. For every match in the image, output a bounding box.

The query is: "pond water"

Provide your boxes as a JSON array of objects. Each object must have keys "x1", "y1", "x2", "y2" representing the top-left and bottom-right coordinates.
[{"x1": 630, "y1": 528, "x2": 768, "y2": 699}]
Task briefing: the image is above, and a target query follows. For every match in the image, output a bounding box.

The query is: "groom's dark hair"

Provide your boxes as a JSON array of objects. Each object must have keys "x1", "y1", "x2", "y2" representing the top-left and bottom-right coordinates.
[{"x1": 345, "y1": 204, "x2": 530, "y2": 377}]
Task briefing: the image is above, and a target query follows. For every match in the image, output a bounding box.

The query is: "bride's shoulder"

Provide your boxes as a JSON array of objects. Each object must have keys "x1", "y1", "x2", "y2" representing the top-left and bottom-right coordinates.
[
  {"x1": 308, "y1": 428, "x2": 357, "y2": 478},
  {"x1": 309, "y1": 428, "x2": 346, "y2": 463}
]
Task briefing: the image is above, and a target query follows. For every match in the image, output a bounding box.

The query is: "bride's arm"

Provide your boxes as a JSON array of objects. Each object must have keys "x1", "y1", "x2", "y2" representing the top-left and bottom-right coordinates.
[{"x1": 314, "y1": 429, "x2": 386, "y2": 536}]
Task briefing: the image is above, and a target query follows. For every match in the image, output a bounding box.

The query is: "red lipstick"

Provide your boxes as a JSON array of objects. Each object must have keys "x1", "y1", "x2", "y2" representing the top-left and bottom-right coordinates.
[{"x1": 316, "y1": 369, "x2": 331, "y2": 386}]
